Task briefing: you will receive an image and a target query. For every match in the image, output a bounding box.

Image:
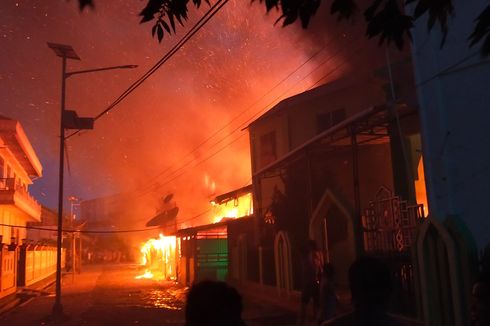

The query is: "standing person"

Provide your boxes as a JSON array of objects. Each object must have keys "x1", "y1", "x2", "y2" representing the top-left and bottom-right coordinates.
[
  {"x1": 299, "y1": 239, "x2": 324, "y2": 325},
  {"x1": 322, "y1": 256, "x2": 403, "y2": 326},
  {"x1": 184, "y1": 280, "x2": 245, "y2": 326},
  {"x1": 318, "y1": 263, "x2": 337, "y2": 325}
]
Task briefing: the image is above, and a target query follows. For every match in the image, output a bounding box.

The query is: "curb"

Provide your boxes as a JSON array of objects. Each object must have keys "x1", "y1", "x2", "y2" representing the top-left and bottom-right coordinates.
[{"x1": 0, "y1": 277, "x2": 57, "y2": 316}]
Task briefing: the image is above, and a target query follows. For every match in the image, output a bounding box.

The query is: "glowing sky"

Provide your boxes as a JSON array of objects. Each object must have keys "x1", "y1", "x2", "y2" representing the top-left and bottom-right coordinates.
[{"x1": 0, "y1": 0, "x2": 373, "y2": 226}]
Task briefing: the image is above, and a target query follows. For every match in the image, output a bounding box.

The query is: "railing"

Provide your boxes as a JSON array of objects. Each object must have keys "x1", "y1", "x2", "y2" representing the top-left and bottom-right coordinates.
[
  {"x1": 362, "y1": 186, "x2": 425, "y2": 254},
  {"x1": 0, "y1": 178, "x2": 41, "y2": 212}
]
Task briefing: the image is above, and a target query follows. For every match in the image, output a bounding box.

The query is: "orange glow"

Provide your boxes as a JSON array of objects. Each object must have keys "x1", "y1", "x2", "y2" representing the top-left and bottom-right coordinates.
[
  {"x1": 211, "y1": 192, "x2": 253, "y2": 223},
  {"x1": 135, "y1": 233, "x2": 176, "y2": 281},
  {"x1": 415, "y1": 157, "x2": 429, "y2": 217}
]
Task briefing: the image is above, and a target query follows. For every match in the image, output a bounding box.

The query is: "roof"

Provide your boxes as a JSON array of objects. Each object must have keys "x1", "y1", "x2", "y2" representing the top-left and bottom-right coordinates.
[
  {"x1": 0, "y1": 117, "x2": 42, "y2": 177},
  {"x1": 247, "y1": 75, "x2": 381, "y2": 128},
  {"x1": 145, "y1": 207, "x2": 179, "y2": 227},
  {"x1": 175, "y1": 216, "x2": 254, "y2": 236},
  {"x1": 212, "y1": 184, "x2": 253, "y2": 205}
]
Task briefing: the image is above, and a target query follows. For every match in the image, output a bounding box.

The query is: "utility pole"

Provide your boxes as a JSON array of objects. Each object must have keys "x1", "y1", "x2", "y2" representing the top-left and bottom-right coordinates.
[{"x1": 48, "y1": 42, "x2": 137, "y2": 319}]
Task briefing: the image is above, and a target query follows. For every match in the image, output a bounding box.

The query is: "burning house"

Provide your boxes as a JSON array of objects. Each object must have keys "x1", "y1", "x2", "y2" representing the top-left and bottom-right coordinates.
[{"x1": 174, "y1": 185, "x2": 254, "y2": 286}]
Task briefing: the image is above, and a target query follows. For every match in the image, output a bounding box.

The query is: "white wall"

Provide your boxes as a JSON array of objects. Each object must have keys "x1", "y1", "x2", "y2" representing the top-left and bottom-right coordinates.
[{"x1": 409, "y1": 0, "x2": 490, "y2": 249}]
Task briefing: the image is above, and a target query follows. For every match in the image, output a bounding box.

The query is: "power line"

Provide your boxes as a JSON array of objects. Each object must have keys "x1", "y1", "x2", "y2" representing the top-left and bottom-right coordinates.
[
  {"x1": 65, "y1": 0, "x2": 230, "y2": 140},
  {"x1": 133, "y1": 39, "x2": 365, "y2": 198},
  {"x1": 0, "y1": 209, "x2": 210, "y2": 234},
  {"x1": 141, "y1": 42, "x2": 332, "y2": 184},
  {"x1": 133, "y1": 132, "x2": 247, "y2": 199},
  {"x1": 133, "y1": 43, "x2": 339, "y2": 195}
]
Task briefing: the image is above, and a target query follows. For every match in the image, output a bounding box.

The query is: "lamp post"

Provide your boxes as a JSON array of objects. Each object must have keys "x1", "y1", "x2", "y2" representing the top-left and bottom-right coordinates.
[{"x1": 48, "y1": 42, "x2": 137, "y2": 318}]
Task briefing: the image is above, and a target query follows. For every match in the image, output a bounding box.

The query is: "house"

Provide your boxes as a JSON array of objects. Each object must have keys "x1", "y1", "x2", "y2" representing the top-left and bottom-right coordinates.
[
  {"x1": 0, "y1": 116, "x2": 42, "y2": 298},
  {"x1": 176, "y1": 186, "x2": 254, "y2": 286},
  {"x1": 242, "y1": 68, "x2": 426, "y2": 316}
]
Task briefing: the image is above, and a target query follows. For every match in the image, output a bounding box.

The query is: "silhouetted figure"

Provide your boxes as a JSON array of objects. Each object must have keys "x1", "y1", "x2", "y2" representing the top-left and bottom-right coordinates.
[
  {"x1": 318, "y1": 263, "x2": 337, "y2": 325},
  {"x1": 184, "y1": 280, "x2": 246, "y2": 326},
  {"x1": 322, "y1": 256, "x2": 402, "y2": 326},
  {"x1": 299, "y1": 239, "x2": 324, "y2": 325}
]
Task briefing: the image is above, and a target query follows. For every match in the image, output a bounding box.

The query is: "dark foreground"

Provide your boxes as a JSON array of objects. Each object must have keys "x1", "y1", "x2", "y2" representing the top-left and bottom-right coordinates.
[{"x1": 0, "y1": 264, "x2": 297, "y2": 326}]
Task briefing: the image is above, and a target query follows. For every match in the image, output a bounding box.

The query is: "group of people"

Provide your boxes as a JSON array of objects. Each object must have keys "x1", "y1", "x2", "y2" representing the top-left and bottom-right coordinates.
[
  {"x1": 182, "y1": 240, "x2": 490, "y2": 325},
  {"x1": 183, "y1": 244, "x2": 403, "y2": 326}
]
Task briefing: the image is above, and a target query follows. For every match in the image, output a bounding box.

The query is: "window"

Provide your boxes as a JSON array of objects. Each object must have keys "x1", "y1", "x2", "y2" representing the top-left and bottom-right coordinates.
[
  {"x1": 260, "y1": 131, "x2": 277, "y2": 166},
  {"x1": 317, "y1": 108, "x2": 346, "y2": 133}
]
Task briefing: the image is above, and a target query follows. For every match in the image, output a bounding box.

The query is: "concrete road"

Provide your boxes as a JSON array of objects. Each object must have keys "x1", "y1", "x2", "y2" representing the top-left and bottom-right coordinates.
[{"x1": 0, "y1": 264, "x2": 296, "y2": 326}]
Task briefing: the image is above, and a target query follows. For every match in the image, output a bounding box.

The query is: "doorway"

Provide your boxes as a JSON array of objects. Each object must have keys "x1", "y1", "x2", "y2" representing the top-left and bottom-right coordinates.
[{"x1": 309, "y1": 189, "x2": 356, "y2": 288}]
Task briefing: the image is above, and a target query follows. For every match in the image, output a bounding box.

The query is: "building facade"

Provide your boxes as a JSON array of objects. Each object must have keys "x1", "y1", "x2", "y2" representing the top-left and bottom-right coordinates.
[
  {"x1": 0, "y1": 116, "x2": 42, "y2": 298},
  {"x1": 243, "y1": 66, "x2": 427, "y2": 317}
]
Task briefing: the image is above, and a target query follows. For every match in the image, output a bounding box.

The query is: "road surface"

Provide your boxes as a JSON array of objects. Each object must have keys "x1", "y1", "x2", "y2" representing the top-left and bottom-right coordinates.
[{"x1": 0, "y1": 264, "x2": 297, "y2": 325}]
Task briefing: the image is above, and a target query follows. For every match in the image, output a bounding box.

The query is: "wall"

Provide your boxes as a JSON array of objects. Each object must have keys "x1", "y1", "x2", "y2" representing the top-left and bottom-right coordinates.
[
  {"x1": 0, "y1": 245, "x2": 17, "y2": 299},
  {"x1": 17, "y1": 245, "x2": 59, "y2": 287},
  {"x1": 409, "y1": 0, "x2": 490, "y2": 249}
]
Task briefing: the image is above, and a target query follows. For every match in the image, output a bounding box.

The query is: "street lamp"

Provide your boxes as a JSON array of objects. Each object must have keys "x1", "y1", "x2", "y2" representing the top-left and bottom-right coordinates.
[{"x1": 48, "y1": 42, "x2": 137, "y2": 318}]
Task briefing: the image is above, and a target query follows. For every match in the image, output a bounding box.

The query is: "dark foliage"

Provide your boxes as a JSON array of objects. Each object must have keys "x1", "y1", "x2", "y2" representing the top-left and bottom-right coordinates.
[
  {"x1": 468, "y1": 5, "x2": 490, "y2": 57},
  {"x1": 365, "y1": 0, "x2": 413, "y2": 49},
  {"x1": 76, "y1": 0, "x2": 489, "y2": 59}
]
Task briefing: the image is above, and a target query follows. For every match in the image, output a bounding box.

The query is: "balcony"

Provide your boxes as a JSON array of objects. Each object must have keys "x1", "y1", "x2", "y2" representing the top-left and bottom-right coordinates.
[{"x1": 0, "y1": 178, "x2": 41, "y2": 222}]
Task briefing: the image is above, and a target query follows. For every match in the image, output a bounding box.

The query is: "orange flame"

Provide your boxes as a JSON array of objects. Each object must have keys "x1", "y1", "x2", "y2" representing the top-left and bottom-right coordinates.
[
  {"x1": 135, "y1": 233, "x2": 176, "y2": 280},
  {"x1": 211, "y1": 192, "x2": 253, "y2": 223}
]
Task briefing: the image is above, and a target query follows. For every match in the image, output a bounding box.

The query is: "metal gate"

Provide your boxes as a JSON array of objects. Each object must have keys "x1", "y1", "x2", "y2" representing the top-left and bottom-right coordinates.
[
  {"x1": 361, "y1": 186, "x2": 424, "y2": 316},
  {"x1": 196, "y1": 228, "x2": 228, "y2": 282}
]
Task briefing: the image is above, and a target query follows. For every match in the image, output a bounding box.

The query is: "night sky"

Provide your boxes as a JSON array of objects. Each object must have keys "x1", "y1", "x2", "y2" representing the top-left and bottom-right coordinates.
[{"x1": 0, "y1": 0, "x2": 365, "y2": 226}]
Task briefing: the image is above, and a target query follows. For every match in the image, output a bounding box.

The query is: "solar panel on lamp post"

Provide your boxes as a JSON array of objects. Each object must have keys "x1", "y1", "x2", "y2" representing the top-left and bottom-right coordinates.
[{"x1": 47, "y1": 42, "x2": 137, "y2": 319}]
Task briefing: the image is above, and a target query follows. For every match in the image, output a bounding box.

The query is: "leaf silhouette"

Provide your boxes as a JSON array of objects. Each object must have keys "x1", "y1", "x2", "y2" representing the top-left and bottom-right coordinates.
[
  {"x1": 330, "y1": 0, "x2": 358, "y2": 21},
  {"x1": 468, "y1": 5, "x2": 490, "y2": 57},
  {"x1": 365, "y1": 0, "x2": 413, "y2": 50}
]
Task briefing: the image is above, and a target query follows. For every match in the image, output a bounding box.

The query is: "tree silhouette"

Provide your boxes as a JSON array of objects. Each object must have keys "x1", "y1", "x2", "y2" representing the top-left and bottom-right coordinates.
[{"x1": 78, "y1": 0, "x2": 489, "y2": 57}]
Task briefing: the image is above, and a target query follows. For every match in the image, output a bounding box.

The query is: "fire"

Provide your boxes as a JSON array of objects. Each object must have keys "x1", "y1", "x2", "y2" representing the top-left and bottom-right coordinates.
[
  {"x1": 136, "y1": 233, "x2": 176, "y2": 280},
  {"x1": 211, "y1": 192, "x2": 253, "y2": 223},
  {"x1": 414, "y1": 157, "x2": 428, "y2": 217}
]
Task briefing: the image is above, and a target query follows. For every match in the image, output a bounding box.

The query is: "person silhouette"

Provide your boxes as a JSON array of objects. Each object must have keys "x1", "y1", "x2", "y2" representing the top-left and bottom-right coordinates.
[
  {"x1": 184, "y1": 280, "x2": 246, "y2": 326},
  {"x1": 322, "y1": 256, "x2": 402, "y2": 326},
  {"x1": 318, "y1": 262, "x2": 337, "y2": 324},
  {"x1": 299, "y1": 239, "x2": 324, "y2": 325}
]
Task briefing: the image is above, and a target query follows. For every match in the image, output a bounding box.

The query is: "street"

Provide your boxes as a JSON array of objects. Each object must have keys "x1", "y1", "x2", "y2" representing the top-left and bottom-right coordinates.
[{"x1": 0, "y1": 264, "x2": 297, "y2": 326}]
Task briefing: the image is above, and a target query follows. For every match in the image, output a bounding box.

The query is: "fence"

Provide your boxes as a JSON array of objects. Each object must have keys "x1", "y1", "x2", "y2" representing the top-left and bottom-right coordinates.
[
  {"x1": 361, "y1": 186, "x2": 425, "y2": 316},
  {"x1": 0, "y1": 244, "x2": 17, "y2": 299},
  {"x1": 17, "y1": 244, "x2": 61, "y2": 287}
]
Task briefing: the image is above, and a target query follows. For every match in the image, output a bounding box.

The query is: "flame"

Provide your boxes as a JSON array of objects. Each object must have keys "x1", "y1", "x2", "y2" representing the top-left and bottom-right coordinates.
[
  {"x1": 212, "y1": 192, "x2": 253, "y2": 223},
  {"x1": 414, "y1": 157, "x2": 428, "y2": 217},
  {"x1": 135, "y1": 233, "x2": 176, "y2": 280}
]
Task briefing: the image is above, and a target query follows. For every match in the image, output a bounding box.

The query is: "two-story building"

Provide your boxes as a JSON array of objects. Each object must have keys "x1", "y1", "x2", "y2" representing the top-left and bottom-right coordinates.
[
  {"x1": 0, "y1": 115, "x2": 42, "y2": 298},
  {"x1": 244, "y1": 65, "x2": 426, "y2": 316}
]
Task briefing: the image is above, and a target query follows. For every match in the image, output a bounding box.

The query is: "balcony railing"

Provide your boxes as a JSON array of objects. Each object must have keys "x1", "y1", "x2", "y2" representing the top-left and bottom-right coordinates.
[{"x1": 0, "y1": 178, "x2": 41, "y2": 219}]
